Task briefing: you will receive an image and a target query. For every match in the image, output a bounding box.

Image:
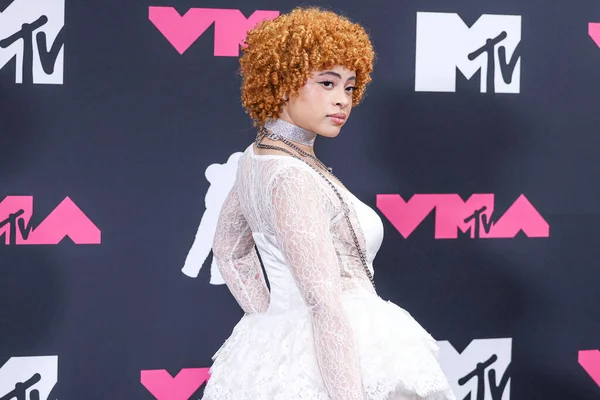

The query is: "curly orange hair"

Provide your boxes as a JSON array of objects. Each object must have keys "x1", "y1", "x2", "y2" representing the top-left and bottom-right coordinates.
[{"x1": 239, "y1": 7, "x2": 375, "y2": 126}]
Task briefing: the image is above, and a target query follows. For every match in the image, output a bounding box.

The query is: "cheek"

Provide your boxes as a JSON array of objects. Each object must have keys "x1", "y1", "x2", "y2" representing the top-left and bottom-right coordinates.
[{"x1": 301, "y1": 85, "x2": 326, "y2": 105}]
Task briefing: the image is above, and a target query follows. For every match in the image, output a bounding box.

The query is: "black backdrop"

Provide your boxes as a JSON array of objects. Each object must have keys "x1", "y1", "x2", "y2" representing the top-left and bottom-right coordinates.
[{"x1": 1, "y1": 0, "x2": 600, "y2": 399}]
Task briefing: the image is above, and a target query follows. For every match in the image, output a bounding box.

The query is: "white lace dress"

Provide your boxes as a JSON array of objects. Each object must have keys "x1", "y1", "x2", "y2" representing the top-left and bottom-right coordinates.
[{"x1": 201, "y1": 143, "x2": 456, "y2": 400}]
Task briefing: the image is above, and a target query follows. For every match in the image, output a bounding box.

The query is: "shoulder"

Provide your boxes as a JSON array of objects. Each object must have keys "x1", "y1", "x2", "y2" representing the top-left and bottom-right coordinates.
[
  {"x1": 267, "y1": 161, "x2": 342, "y2": 218},
  {"x1": 243, "y1": 146, "x2": 338, "y2": 208},
  {"x1": 268, "y1": 159, "x2": 322, "y2": 190}
]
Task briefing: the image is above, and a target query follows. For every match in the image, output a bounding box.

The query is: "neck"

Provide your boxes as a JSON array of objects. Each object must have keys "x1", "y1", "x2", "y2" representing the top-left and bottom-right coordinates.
[{"x1": 263, "y1": 118, "x2": 317, "y2": 146}]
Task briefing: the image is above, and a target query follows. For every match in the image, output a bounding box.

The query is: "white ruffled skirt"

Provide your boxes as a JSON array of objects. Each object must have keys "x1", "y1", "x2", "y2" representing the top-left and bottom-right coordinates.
[{"x1": 202, "y1": 291, "x2": 456, "y2": 400}]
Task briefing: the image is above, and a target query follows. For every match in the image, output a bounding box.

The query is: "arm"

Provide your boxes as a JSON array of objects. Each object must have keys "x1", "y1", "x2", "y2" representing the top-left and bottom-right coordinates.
[
  {"x1": 268, "y1": 166, "x2": 364, "y2": 400},
  {"x1": 212, "y1": 180, "x2": 270, "y2": 314}
]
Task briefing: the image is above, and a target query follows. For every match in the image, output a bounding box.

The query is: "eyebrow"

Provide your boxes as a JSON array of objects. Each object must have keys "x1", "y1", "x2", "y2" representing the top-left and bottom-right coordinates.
[{"x1": 318, "y1": 71, "x2": 356, "y2": 82}]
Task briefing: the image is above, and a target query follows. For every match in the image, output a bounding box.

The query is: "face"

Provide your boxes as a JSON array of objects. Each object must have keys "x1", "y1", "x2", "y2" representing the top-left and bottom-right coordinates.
[{"x1": 278, "y1": 65, "x2": 356, "y2": 138}]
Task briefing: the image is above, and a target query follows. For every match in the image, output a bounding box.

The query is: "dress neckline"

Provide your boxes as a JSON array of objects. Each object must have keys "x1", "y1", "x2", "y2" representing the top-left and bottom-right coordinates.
[{"x1": 248, "y1": 143, "x2": 354, "y2": 200}]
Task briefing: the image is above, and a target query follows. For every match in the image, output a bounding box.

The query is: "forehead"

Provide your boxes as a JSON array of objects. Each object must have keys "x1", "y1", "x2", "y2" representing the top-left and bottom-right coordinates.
[{"x1": 311, "y1": 66, "x2": 356, "y2": 79}]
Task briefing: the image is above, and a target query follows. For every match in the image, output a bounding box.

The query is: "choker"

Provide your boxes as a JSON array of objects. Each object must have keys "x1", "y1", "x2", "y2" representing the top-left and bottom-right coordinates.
[{"x1": 262, "y1": 119, "x2": 317, "y2": 146}]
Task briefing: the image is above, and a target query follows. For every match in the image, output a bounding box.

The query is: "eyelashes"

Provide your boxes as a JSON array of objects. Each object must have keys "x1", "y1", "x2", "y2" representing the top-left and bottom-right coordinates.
[{"x1": 319, "y1": 81, "x2": 356, "y2": 93}]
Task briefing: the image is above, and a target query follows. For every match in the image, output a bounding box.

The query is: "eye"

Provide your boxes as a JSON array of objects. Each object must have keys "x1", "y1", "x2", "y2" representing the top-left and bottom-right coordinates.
[
  {"x1": 345, "y1": 86, "x2": 356, "y2": 93},
  {"x1": 319, "y1": 81, "x2": 334, "y2": 88}
]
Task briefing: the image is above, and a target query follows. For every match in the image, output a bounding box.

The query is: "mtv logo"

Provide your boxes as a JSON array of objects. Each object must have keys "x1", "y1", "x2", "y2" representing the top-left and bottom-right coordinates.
[
  {"x1": 376, "y1": 194, "x2": 549, "y2": 239},
  {"x1": 181, "y1": 152, "x2": 242, "y2": 283},
  {"x1": 0, "y1": 196, "x2": 101, "y2": 245},
  {"x1": 438, "y1": 338, "x2": 511, "y2": 400},
  {"x1": 0, "y1": 356, "x2": 58, "y2": 400},
  {"x1": 149, "y1": 7, "x2": 279, "y2": 56},
  {"x1": 141, "y1": 368, "x2": 210, "y2": 400},
  {"x1": 589, "y1": 22, "x2": 600, "y2": 48},
  {"x1": 579, "y1": 350, "x2": 600, "y2": 387},
  {"x1": 0, "y1": 0, "x2": 65, "y2": 84},
  {"x1": 415, "y1": 12, "x2": 521, "y2": 93}
]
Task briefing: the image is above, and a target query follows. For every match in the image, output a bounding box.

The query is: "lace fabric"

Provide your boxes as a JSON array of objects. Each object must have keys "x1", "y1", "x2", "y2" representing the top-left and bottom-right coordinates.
[
  {"x1": 212, "y1": 147, "x2": 372, "y2": 398},
  {"x1": 207, "y1": 143, "x2": 455, "y2": 400}
]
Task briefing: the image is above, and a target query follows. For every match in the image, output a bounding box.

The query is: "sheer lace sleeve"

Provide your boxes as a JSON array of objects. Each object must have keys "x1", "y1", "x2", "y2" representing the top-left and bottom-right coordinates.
[
  {"x1": 212, "y1": 180, "x2": 270, "y2": 314},
  {"x1": 267, "y1": 164, "x2": 364, "y2": 400}
]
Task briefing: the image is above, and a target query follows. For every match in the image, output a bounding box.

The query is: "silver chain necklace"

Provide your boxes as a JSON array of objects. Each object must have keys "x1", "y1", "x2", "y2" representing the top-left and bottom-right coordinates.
[{"x1": 255, "y1": 127, "x2": 376, "y2": 291}]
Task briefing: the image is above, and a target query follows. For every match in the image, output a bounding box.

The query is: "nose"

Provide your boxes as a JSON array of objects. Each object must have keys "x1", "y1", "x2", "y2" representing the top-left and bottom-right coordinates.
[{"x1": 332, "y1": 86, "x2": 350, "y2": 108}]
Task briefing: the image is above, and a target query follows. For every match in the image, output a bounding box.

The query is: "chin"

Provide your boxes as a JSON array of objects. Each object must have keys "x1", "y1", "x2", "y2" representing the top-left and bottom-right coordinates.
[{"x1": 317, "y1": 125, "x2": 343, "y2": 138}]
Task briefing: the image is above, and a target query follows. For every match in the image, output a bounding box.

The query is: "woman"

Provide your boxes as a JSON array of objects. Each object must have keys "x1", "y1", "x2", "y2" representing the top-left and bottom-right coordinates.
[{"x1": 202, "y1": 7, "x2": 456, "y2": 400}]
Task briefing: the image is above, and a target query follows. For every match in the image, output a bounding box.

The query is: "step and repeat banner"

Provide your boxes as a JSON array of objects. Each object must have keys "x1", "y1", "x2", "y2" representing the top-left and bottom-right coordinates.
[{"x1": 1, "y1": 0, "x2": 600, "y2": 399}]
